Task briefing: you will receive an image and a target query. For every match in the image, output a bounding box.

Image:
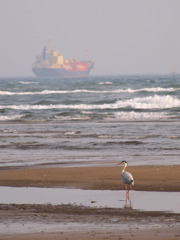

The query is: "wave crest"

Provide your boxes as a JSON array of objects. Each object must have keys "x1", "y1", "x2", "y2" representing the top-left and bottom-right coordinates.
[
  {"x1": 0, "y1": 87, "x2": 178, "y2": 96},
  {"x1": 0, "y1": 95, "x2": 179, "y2": 111}
]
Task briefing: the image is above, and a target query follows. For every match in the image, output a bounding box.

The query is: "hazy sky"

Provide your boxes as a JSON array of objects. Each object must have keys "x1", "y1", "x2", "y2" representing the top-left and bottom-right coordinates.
[{"x1": 0, "y1": 0, "x2": 180, "y2": 76}]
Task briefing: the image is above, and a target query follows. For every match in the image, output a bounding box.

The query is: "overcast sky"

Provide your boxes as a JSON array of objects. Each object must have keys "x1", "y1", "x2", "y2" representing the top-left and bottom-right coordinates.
[{"x1": 0, "y1": 0, "x2": 180, "y2": 76}]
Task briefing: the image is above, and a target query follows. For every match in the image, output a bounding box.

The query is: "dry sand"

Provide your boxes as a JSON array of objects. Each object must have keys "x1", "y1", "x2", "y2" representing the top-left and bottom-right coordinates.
[
  {"x1": 0, "y1": 165, "x2": 180, "y2": 240},
  {"x1": 0, "y1": 165, "x2": 180, "y2": 191}
]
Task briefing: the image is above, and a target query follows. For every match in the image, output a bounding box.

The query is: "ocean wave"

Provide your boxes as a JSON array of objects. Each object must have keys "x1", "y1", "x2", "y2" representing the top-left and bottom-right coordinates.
[
  {"x1": 0, "y1": 95, "x2": 179, "y2": 110},
  {"x1": 98, "y1": 81, "x2": 113, "y2": 85},
  {"x1": 114, "y1": 111, "x2": 167, "y2": 120},
  {"x1": 54, "y1": 115, "x2": 91, "y2": 121},
  {"x1": 0, "y1": 115, "x2": 24, "y2": 121},
  {"x1": 115, "y1": 95, "x2": 180, "y2": 109},
  {"x1": 105, "y1": 140, "x2": 143, "y2": 145},
  {"x1": 0, "y1": 87, "x2": 178, "y2": 96},
  {"x1": 19, "y1": 81, "x2": 38, "y2": 85}
]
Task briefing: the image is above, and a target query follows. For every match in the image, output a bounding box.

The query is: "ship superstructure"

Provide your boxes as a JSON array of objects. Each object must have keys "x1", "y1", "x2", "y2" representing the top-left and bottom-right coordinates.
[{"x1": 32, "y1": 45, "x2": 94, "y2": 78}]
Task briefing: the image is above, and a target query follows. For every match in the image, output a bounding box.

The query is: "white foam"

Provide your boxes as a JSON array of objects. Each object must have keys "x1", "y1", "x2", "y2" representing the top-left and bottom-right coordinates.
[
  {"x1": 65, "y1": 131, "x2": 76, "y2": 135},
  {"x1": 0, "y1": 95, "x2": 179, "y2": 110},
  {"x1": 114, "y1": 112, "x2": 167, "y2": 120},
  {"x1": 98, "y1": 81, "x2": 113, "y2": 85},
  {"x1": 136, "y1": 87, "x2": 175, "y2": 92},
  {"x1": 115, "y1": 95, "x2": 180, "y2": 109},
  {"x1": 0, "y1": 87, "x2": 178, "y2": 95},
  {"x1": 0, "y1": 115, "x2": 23, "y2": 121},
  {"x1": 19, "y1": 81, "x2": 37, "y2": 85},
  {"x1": 55, "y1": 115, "x2": 91, "y2": 121}
]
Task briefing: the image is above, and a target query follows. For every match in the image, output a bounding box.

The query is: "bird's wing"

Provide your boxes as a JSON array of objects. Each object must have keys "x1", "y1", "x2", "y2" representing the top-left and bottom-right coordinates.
[{"x1": 121, "y1": 171, "x2": 134, "y2": 185}]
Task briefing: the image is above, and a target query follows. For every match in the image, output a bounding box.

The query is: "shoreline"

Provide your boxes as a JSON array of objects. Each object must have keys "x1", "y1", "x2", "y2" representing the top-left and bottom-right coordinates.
[{"x1": 0, "y1": 165, "x2": 180, "y2": 191}]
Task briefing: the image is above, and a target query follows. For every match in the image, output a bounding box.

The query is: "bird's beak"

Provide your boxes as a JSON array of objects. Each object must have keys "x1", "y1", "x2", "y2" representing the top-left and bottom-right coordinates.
[{"x1": 117, "y1": 162, "x2": 122, "y2": 165}]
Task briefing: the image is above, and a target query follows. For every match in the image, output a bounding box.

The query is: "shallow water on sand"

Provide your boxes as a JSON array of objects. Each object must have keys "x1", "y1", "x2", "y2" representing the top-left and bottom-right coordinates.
[{"x1": 0, "y1": 187, "x2": 179, "y2": 213}]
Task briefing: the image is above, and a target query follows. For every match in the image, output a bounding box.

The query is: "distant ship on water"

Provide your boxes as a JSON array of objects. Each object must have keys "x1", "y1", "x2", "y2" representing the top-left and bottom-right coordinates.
[{"x1": 32, "y1": 44, "x2": 94, "y2": 78}]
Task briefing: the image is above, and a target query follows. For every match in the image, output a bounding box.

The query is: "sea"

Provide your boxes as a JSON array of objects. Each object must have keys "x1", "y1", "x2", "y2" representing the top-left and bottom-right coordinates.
[{"x1": 0, "y1": 74, "x2": 179, "y2": 168}]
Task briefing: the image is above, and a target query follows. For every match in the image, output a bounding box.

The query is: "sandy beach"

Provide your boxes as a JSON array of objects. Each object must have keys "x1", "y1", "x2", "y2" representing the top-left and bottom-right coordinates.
[
  {"x1": 0, "y1": 165, "x2": 180, "y2": 191},
  {"x1": 0, "y1": 165, "x2": 180, "y2": 240}
]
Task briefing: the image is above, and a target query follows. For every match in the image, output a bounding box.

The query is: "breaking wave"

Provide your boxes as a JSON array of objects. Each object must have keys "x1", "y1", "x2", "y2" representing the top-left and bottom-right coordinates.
[
  {"x1": 19, "y1": 81, "x2": 38, "y2": 85},
  {"x1": 0, "y1": 95, "x2": 179, "y2": 110},
  {"x1": 114, "y1": 112, "x2": 167, "y2": 120},
  {"x1": 115, "y1": 95, "x2": 180, "y2": 109},
  {"x1": 0, "y1": 87, "x2": 178, "y2": 95},
  {"x1": 0, "y1": 115, "x2": 24, "y2": 121}
]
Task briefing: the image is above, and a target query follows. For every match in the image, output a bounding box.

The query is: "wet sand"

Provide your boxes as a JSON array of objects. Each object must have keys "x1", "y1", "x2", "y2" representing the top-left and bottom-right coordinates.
[
  {"x1": 0, "y1": 165, "x2": 180, "y2": 239},
  {"x1": 0, "y1": 203, "x2": 180, "y2": 240},
  {"x1": 2, "y1": 230, "x2": 180, "y2": 240},
  {"x1": 2, "y1": 229, "x2": 180, "y2": 240}
]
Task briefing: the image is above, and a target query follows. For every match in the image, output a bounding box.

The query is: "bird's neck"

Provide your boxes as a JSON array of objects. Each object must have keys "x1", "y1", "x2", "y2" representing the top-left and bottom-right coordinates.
[{"x1": 122, "y1": 164, "x2": 127, "y2": 172}]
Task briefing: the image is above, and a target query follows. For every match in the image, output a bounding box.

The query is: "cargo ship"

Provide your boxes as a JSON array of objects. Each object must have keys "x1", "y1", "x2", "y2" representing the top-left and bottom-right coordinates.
[{"x1": 32, "y1": 45, "x2": 94, "y2": 78}]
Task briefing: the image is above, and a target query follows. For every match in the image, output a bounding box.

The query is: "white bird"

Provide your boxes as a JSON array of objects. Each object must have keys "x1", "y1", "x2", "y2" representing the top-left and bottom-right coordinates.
[{"x1": 117, "y1": 161, "x2": 134, "y2": 196}]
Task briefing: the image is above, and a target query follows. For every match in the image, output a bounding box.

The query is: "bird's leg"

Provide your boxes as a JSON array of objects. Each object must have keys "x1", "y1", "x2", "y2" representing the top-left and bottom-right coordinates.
[
  {"x1": 126, "y1": 185, "x2": 131, "y2": 198},
  {"x1": 125, "y1": 184, "x2": 128, "y2": 198},
  {"x1": 125, "y1": 184, "x2": 129, "y2": 207},
  {"x1": 125, "y1": 192, "x2": 128, "y2": 207},
  {"x1": 126, "y1": 192, "x2": 134, "y2": 209},
  {"x1": 129, "y1": 185, "x2": 132, "y2": 195}
]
